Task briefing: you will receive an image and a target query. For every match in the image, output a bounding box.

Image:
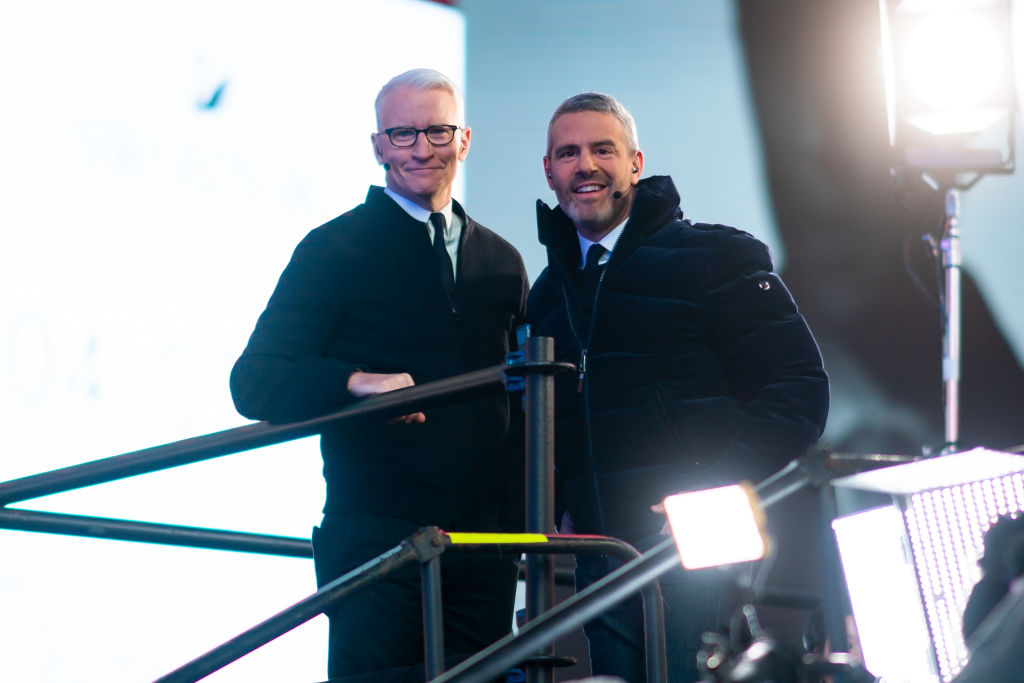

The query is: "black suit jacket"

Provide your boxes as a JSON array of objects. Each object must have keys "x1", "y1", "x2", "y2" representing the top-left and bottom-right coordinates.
[{"x1": 231, "y1": 186, "x2": 529, "y2": 529}]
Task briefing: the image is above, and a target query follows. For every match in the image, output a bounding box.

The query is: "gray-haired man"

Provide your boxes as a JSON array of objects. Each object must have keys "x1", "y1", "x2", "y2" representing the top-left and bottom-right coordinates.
[{"x1": 231, "y1": 69, "x2": 528, "y2": 681}]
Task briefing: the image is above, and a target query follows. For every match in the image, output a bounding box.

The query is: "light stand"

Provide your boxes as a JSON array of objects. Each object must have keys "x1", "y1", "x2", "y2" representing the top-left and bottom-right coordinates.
[
  {"x1": 879, "y1": 0, "x2": 1017, "y2": 452},
  {"x1": 941, "y1": 187, "x2": 962, "y2": 451}
]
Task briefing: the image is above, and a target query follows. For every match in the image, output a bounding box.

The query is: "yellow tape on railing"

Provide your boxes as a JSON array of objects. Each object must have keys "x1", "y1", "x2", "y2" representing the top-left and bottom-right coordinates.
[{"x1": 446, "y1": 533, "x2": 549, "y2": 544}]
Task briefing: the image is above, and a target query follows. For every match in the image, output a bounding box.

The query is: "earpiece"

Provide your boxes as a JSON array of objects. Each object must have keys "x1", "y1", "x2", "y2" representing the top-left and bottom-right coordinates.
[
  {"x1": 632, "y1": 167, "x2": 638, "y2": 173},
  {"x1": 383, "y1": 163, "x2": 391, "y2": 171}
]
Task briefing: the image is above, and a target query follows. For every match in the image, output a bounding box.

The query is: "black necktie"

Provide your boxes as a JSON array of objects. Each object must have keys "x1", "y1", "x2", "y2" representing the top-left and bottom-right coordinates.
[
  {"x1": 430, "y1": 212, "x2": 455, "y2": 301},
  {"x1": 584, "y1": 243, "x2": 607, "y2": 270},
  {"x1": 578, "y1": 243, "x2": 607, "y2": 325}
]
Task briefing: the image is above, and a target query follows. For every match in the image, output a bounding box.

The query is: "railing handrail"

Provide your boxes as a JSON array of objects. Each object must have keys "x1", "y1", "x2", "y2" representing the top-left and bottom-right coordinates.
[
  {"x1": 0, "y1": 507, "x2": 313, "y2": 558},
  {"x1": 0, "y1": 363, "x2": 511, "y2": 506},
  {"x1": 154, "y1": 528, "x2": 441, "y2": 683},
  {"x1": 152, "y1": 529, "x2": 667, "y2": 683}
]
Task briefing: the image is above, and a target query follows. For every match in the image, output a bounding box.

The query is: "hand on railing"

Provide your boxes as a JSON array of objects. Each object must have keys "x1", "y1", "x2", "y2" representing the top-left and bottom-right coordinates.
[{"x1": 348, "y1": 370, "x2": 426, "y2": 424}]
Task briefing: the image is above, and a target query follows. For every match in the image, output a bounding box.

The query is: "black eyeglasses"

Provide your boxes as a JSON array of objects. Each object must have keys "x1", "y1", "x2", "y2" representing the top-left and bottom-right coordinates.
[{"x1": 381, "y1": 125, "x2": 460, "y2": 147}]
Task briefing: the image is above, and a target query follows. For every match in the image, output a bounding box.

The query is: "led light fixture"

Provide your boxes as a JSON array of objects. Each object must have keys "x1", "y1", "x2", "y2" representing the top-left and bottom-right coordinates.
[
  {"x1": 831, "y1": 448, "x2": 1024, "y2": 682},
  {"x1": 663, "y1": 482, "x2": 768, "y2": 570},
  {"x1": 879, "y1": 0, "x2": 1018, "y2": 451},
  {"x1": 880, "y1": 0, "x2": 1016, "y2": 174}
]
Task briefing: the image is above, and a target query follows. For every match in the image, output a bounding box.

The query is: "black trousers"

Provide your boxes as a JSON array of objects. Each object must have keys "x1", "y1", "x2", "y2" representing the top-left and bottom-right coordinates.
[{"x1": 312, "y1": 512, "x2": 520, "y2": 682}]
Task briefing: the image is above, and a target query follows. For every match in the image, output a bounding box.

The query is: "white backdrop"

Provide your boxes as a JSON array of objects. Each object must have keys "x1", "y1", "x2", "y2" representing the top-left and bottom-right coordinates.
[{"x1": 0, "y1": 1, "x2": 465, "y2": 681}]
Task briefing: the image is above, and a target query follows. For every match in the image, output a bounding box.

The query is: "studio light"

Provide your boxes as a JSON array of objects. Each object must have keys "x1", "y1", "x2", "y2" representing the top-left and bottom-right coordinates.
[
  {"x1": 831, "y1": 448, "x2": 1024, "y2": 682},
  {"x1": 902, "y1": 8, "x2": 1004, "y2": 134},
  {"x1": 880, "y1": 0, "x2": 1016, "y2": 172},
  {"x1": 663, "y1": 482, "x2": 768, "y2": 570},
  {"x1": 879, "y1": 0, "x2": 1018, "y2": 451}
]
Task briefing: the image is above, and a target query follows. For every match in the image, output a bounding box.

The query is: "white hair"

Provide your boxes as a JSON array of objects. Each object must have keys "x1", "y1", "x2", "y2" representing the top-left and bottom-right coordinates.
[{"x1": 375, "y1": 68, "x2": 465, "y2": 129}]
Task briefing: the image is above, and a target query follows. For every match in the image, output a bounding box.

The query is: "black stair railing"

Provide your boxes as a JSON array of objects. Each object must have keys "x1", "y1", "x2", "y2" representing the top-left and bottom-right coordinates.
[
  {"x1": 153, "y1": 529, "x2": 668, "y2": 683},
  {"x1": 0, "y1": 364, "x2": 510, "y2": 507},
  {"x1": 0, "y1": 345, "x2": 675, "y2": 682}
]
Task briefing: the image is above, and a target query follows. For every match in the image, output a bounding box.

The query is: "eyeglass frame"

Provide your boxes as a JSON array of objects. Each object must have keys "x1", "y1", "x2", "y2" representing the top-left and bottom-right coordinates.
[{"x1": 379, "y1": 124, "x2": 461, "y2": 148}]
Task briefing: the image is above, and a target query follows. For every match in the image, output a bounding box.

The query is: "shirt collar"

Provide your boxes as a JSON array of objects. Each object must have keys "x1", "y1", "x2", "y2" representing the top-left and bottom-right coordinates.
[
  {"x1": 384, "y1": 187, "x2": 453, "y2": 233},
  {"x1": 577, "y1": 221, "x2": 626, "y2": 268}
]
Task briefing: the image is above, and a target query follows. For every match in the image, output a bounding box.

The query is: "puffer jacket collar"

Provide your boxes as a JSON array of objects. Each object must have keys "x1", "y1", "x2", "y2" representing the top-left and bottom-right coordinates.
[{"x1": 535, "y1": 175, "x2": 684, "y2": 271}]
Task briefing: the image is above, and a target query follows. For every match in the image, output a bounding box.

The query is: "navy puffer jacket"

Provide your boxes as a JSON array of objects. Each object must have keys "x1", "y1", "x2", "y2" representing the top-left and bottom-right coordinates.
[{"x1": 528, "y1": 175, "x2": 829, "y2": 542}]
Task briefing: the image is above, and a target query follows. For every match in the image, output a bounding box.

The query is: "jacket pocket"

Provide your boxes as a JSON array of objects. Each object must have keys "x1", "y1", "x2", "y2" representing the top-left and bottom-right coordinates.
[{"x1": 649, "y1": 384, "x2": 744, "y2": 470}]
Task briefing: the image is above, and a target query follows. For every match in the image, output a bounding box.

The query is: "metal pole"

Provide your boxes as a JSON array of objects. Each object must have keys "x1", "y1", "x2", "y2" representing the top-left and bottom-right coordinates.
[
  {"x1": 0, "y1": 508, "x2": 312, "y2": 558},
  {"x1": 817, "y1": 485, "x2": 849, "y2": 655},
  {"x1": 432, "y1": 538, "x2": 680, "y2": 683},
  {"x1": 941, "y1": 187, "x2": 962, "y2": 452},
  {"x1": 422, "y1": 554, "x2": 446, "y2": 679},
  {"x1": 446, "y1": 533, "x2": 667, "y2": 682},
  {"x1": 644, "y1": 580, "x2": 668, "y2": 683},
  {"x1": 524, "y1": 336, "x2": 556, "y2": 683}
]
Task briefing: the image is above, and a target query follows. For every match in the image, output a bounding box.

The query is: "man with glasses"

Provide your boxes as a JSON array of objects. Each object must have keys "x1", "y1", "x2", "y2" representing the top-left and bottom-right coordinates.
[
  {"x1": 528, "y1": 92, "x2": 829, "y2": 681},
  {"x1": 231, "y1": 69, "x2": 528, "y2": 682}
]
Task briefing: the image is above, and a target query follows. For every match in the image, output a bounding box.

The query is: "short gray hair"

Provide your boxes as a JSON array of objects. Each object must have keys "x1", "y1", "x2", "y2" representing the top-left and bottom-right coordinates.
[
  {"x1": 375, "y1": 68, "x2": 465, "y2": 129},
  {"x1": 547, "y1": 92, "x2": 639, "y2": 155}
]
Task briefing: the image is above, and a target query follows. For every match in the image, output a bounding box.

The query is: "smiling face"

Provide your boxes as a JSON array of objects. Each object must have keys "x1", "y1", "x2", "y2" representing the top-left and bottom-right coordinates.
[
  {"x1": 372, "y1": 85, "x2": 470, "y2": 212},
  {"x1": 544, "y1": 110, "x2": 643, "y2": 241}
]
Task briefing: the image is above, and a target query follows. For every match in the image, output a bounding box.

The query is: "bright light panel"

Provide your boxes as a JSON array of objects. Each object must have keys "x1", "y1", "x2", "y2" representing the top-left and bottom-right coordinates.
[
  {"x1": 663, "y1": 483, "x2": 767, "y2": 570},
  {"x1": 832, "y1": 450, "x2": 1024, "y2": 683},
  {"x1": 881, "y1": 0, "x2": 1014, "y2": 137},
  {"x1": 904, "y1": 474, "x2": 1024, "y2": 681},
  {"x1": 832, "y1": 505, "x2": 939, "y2": 683},
  {"x1": 902, "y1": 11, "x2": 1003, "y2": 111}
]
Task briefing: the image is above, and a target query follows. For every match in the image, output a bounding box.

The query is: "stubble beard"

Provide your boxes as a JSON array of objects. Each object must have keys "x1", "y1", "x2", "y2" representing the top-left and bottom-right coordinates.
[{"x1": 562, "y1": 192, "x2": 622, "y2": 238}]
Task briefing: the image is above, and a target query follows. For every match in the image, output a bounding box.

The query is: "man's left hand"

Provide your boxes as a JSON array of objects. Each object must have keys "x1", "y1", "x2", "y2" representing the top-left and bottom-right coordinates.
[{"x1": 651, "y1": 501, "x2": 670, "y2": 536}]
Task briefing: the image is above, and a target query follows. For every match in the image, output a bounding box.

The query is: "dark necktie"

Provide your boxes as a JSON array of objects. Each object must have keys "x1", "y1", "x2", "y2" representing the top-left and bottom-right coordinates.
[
  {"x1": 430, "y1": 212, "x2": 455, "y2": 301},
  {"x1": 584, "y1": 243, "x2": 607, "y2": 270},
  {"x1": 578, "y1": 243, "x2": 607, "y2": 325}
]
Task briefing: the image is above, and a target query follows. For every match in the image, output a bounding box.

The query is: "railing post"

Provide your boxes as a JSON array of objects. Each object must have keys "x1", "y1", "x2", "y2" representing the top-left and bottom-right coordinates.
[
  {"x1": 422, "y1": 553, "x2": 445, "y2": 678},
  {"x1": 524, "y1": 336, "x2": 556, "y2": 683},
  {"x1": 432, "y1": 539, "x2": 680, "y2": 683},
  {"x1": 817, "y1": 484, "x2": 850, "y2": 655}
]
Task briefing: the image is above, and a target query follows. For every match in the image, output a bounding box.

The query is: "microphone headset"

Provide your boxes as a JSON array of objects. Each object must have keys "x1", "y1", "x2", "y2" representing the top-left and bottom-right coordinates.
[{"x1": 611, "y1": 167, "x2": 639, "y2": 199}]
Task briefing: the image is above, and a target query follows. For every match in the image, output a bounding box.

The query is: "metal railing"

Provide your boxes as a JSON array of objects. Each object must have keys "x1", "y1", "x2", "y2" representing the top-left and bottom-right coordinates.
[
  {"x1": 153, "y1": 529, "x2": 668, "y2": 683},
  {"x1": 0, "y1": 364, "x2": 511, "y2": 507},
  {"x1": 0, "y1": 342, "x2": 675, "y2": 682}
]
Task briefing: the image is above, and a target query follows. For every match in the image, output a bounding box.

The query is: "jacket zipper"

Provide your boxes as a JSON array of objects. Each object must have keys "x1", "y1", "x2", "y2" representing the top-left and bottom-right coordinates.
[
  {"x1": 558, "y1": 272, "x2": 605, "y2": 394},
  {"x1": 577, "y1": 349, "x2": 587, "y2": 393},
  {"x1": 559, "y1": 248, "x2": 612, "y2": 393},
  {"x1": 555, "y1": 247, "x2": 611, "y2": 536}
]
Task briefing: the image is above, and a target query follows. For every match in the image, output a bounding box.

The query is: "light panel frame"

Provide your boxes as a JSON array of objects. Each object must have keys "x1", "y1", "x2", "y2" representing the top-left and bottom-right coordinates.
[
  {"x1": 832, "y1": 448, "x2": 1024, "y2": 682},
  {"x1": 664, "y1": 482, "x2": 768, "y2": 571}
]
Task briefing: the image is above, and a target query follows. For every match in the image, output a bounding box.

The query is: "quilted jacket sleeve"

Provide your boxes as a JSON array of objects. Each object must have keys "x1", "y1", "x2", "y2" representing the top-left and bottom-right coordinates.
[{"x1": 697, "y1": 230, "x2": 830, "y2": 485}]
